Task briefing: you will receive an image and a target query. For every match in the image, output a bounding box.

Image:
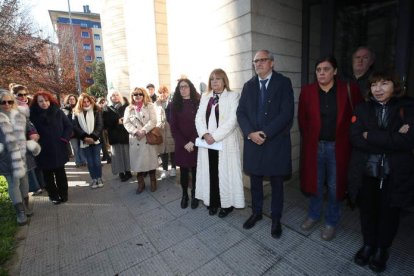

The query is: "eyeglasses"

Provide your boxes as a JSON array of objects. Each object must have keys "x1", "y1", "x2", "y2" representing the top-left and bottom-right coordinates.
[
  {"x1": 0, "y1": 100, "x2": 14, "y2": 105},
  {"x1": 179, "y1": 85, "x2": 189, "y2": 89},
  {"x1": 132, "y1": 93, "x2": 144, "y2": 96},
  {"x1": 17, "y1": 93, "x2": 27, "y2": 97},
  {"x1": 253, "y1": 58, "x2": 270, "y2": 64}
]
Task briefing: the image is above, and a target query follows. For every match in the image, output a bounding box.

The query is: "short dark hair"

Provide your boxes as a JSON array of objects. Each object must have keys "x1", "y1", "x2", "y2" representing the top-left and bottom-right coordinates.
[
  {"x1": 146, "y1": 83, "x2": 155, "y2": 89},
  {"x1": 367, "y1": 70, "x2": 404, "y2": 99},
  {"x1": 315, "y1": 55, "x2": 338, "y2": 70}
]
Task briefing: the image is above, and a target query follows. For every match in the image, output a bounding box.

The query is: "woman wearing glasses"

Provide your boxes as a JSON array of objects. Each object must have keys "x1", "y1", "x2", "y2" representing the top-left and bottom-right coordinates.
[
  {"x1": 0, "y1": 90, "x2": 41, "y2": 225},
  {"x1": 170, "y1": 78, "x2": 200, "y2": 209},
  {"x1": 195, "y1": 69, "x2": 245, "y2": 217},
  {"x1": 298, "y1": 56, "x2": 363, "y2": 241},
  {"x1": 124, "y1": 87, "x2": 159, "y2": 193}
]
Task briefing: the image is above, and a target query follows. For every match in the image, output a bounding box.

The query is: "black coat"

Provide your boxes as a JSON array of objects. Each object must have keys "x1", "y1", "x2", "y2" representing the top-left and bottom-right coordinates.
[
  {"x1": 102, "y1": 103, "x2": 129, "y2": 145},
  {"x1": 30, "y1": 104, "x2": 73, "y2": 169},
  {"x1": 349, "y1": 97, "x2": 414, "y2": 207},
  {"x1": 236, "y1": 71, "x2": 294, "y2": 176}
]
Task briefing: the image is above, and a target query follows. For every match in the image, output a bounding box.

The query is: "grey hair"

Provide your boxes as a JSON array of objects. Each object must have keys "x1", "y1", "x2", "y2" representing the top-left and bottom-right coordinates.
[
  {"x1": 107, "y1": 89, "x2": 124, "y2": 105},
  {"x1": 352, "y1": 46, "x2": 376, "y2": 61},
  {"x1": 0, "y1": 91, "x2": 18, "y2": 110},
  {"x1": 256, "y1": 49, "x2": 275, "y2": 61}
]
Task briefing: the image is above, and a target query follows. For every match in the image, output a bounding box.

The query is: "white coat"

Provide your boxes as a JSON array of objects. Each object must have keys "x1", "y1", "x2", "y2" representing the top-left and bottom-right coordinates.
[
  {"x1": 123, "y1": 103, "x2": 158, "y2": 172},
  {"x1": 195, "y1": 90, "x2": 245, "y2": 208}
]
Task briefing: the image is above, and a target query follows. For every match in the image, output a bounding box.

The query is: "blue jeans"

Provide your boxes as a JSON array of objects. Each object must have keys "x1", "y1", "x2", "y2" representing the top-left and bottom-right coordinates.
[
  {"x1": 81, "y1": 144, "x2": 102, "y2": 180},
  {"x1": 28, "y1": 169, "x2": 41, "y2": 192},
  {"x1": 70, "y1": 138, "x2": 87, "y2": 165},
  {"x1": 308, "y1": 141, "x2": 340, "y2": 227},
  {"x1": 5, "y1": 174, "x2": 28, "y2": 205}
]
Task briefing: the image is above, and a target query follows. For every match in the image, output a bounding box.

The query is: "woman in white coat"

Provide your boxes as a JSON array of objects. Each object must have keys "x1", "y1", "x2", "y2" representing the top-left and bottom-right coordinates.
[
  {"x1": 123, "y1": 87, "x2": 159, "y2": 194},
  {"x1": 195, "y1": 68, "x2": 245, "y2": 217}
]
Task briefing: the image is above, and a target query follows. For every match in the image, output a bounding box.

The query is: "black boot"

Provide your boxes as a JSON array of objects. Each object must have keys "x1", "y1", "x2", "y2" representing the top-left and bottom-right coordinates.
[
  {"x1": 181, "y1": 182, "x2": 189, "y2": 209},
  {"x1": 191, "y1": 185, "x2": 199, "y2": 209},
  {"x1": 354, "y1": 245, "x2": 375, "y2": 266},
  {"x1": 119, "y1": 172, "x2": 126, "y2": 181},
  {"x1": 124, "y1": 171, "x2": 132, "y2": 181},
  {"x1": 369, "y1": 248, "x2": 389, "y2": 273},
  {"x1": 23, "y1": 197, "x2": 33, "y2": 217}
]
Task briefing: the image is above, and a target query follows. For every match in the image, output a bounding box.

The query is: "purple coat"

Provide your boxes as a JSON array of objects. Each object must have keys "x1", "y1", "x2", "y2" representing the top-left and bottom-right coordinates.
[{"x1": 170, "y1": 99, "x2": 198, "y2": 168}]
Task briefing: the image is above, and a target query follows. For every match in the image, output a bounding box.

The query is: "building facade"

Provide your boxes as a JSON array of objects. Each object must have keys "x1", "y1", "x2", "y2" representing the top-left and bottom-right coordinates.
[{"x1": 49, "y1": 5, "x2": 104, "y2": 85}]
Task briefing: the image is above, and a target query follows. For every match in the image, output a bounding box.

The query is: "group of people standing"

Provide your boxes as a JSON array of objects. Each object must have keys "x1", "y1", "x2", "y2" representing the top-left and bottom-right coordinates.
[{"x1": 0, "y1": 47, "x2": 412, "y2": 274}]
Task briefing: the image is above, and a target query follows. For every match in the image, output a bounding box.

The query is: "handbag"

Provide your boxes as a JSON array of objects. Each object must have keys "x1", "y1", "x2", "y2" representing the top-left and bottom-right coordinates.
[
  {"x1": 365, "y1": 154, "x2": 390, "y2": 178},
  {"x1": 145, "y1": 127, "x2": 163, "y2": 145}
]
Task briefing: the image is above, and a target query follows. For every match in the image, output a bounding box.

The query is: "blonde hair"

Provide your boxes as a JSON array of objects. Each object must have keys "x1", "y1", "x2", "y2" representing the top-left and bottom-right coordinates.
[
  {"x1": 207, "y1": 68, "x2": 231, "y2": 92},
  {"x1": 0, "y1": 91, "x2": 18, "y2": 110},
  {"x1": 130, "y1": 87, "x2": 151, "y2": 106},
  {"x1": 74, "y1": 93, "x2": 100, "y2": 114}
]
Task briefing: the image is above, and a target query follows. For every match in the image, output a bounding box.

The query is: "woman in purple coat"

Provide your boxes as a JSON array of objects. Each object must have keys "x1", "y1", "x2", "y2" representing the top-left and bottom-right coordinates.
[{"x1": 170, "y1": 78, "x2": 200, "y2": 209}]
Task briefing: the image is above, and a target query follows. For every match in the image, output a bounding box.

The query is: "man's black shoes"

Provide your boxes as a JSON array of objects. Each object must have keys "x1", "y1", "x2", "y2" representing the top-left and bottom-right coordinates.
[{"x1": 243, "y1": 214, "x2": 262, "y2": 229}]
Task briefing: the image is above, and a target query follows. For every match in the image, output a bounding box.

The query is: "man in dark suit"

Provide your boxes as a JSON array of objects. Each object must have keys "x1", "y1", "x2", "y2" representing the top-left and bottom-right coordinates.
[{"x1": 236, "y1": 50, "x2": 294, "y2": 238}]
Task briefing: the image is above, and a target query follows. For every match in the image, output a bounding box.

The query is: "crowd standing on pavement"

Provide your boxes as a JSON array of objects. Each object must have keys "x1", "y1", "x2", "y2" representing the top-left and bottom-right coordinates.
[{"x1": 1, "y1": 47, "x2": 413, "y2": 274}]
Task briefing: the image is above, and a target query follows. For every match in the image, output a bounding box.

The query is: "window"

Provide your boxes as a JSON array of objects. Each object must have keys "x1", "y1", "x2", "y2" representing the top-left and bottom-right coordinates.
[
  {"x1": 87, "y1": 79, "x2": 94, "y2": 84},
  {"x1": 81, "y1": 31, "x2": 90, "y2": 38},
  {"x1": 94, "y1": 34, "x2": 100, "y2": 40},
  {"x1": 85, "y1": 67, "x2": 92, "y2": 73},
  {"x1": 96, "y1": 56, "x2": 103, "y2": 61},
  {"x1": 95, "y1": 45, "x2": 101, "y2": 51},
  {"x1": 92, "y1": 24, "x2": 99, "y2": 28},
  {"x1": 84, "y1": 56, "x2": 92, "y2": 62},
  {"x1": 80, "y1": 23, "x2": 88, "y2": 28},
  {"x1": 83, "y1": 44, "x2": 91, "y2": 50}
]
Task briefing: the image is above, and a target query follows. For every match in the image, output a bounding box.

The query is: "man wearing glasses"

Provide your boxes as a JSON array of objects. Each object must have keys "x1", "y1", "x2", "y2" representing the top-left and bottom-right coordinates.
[{"x1": 237, "y1": 50, "x2": 294, "y2": 239}]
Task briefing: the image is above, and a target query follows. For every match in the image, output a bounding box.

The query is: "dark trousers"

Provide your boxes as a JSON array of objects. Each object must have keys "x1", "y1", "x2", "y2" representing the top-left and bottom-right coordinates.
[
  {"x1": 43, "y1": 166, "x2": 68, "y2": 201},
  {"x1": 208, "y1": 149, "x2": 220, "y2": 208},
  {"x1": 180, "y1": 167, "x2": 196, "y2": 195},
  {"x1": 250, "y1": 175, "x2": 284, "y2": 220},
  {"x1": 161, "y1": 152, "x2": 176, "y2": 171},
  {"x1": 358, "y1": 175, "x2": 400, "y2": 248}
]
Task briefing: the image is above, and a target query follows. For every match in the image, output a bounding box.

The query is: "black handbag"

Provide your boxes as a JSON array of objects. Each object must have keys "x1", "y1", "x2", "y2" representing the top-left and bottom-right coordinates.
[{"x1": 365, "y1": 154, "x2": 390, "y2": 178}]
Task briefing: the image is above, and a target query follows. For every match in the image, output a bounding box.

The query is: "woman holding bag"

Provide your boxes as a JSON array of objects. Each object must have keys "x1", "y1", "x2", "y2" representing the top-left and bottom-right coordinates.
[{"x1": 123, "y1": 87, "x2": 159, "y2": 193}]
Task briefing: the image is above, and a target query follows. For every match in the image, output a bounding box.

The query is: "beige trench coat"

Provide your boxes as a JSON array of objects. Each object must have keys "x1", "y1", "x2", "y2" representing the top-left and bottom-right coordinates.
[
  {"x1": 155, "y1": 101, "x2": 175, "y2": 154},
  {"x1": 123, "y1": 103, "x2": 158, "y2": 172}
]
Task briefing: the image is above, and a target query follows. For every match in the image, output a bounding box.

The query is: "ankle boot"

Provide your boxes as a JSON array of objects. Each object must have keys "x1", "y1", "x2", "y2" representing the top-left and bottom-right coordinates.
[
  {"x1": 119, "y1": 172, "x2": 126, "y2": 181},
  {"x1": 23, "y1": 197, "x2": 33, "y2": 217},
  {"x1": 369, "y1": 248, "x2": 389, "y2": 273},
  {"x1": 125, "y1": 171, "x2": 132, "y2": 181},
  {"x1": 354, "y1": 245, "x2": 375, "y2": 266},
  {"x1": 181, "y1": 192, "x2": 189, "y2": 209},
  {"x1": 149, "y1": 171, "x2": 157, "y2": 192},
  {"x1": 136, "y1": 173, "x2": 145, "y2": 194},
  {"x1": 191, "y1": 185, "x2": 199, "y2": 209},
  {"x1": 14, "y1": 203, "x2": 27, "y2": 226}
]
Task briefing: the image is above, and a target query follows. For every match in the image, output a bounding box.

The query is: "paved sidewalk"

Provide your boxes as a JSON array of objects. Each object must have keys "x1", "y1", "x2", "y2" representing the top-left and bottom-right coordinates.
[{"x1": 11, "y1": 161, "x2": 414, "y2": 275}]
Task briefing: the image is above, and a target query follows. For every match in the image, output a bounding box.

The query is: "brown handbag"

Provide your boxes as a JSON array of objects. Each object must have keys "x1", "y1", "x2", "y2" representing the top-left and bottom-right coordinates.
[{"x1": 146, "y1": 127, "x2": 163, "y2": 145}]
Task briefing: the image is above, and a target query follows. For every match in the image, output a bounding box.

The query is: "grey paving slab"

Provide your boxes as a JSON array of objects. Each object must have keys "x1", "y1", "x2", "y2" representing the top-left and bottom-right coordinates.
[
  {"x1": 59, "y1": 251, "x2": 115, "y2": 276},
  {"x1": 280, "y1": 203, "x2": 316, "y2": 236},
  {"x1": 284, "y1": 238, "x2": 349, "y2": 275},
  {"x1": 134, "y1": 206, "x2": 176, "y2": 230},
  {"x1": 119, "y1": 254, "x2": 172, "y2": 276},
  {"x1": 219, "y1": 238, "x2": 280, "y2": 275},
  {"x1": 382, "y1": 250, "x2": 414, "y2": 276},
  {"x1": 215, "y1": 207, "x2": 267, "y2": 235},
  {"x1": 160, "y1": 236, "x2": 216, "y2": 275},
  {"x1": 189, "y1": 257, "x2": 236, "y2": 276},
  {"x1": 106, "y1": 233, "x2": 157, "y2": 273},
  {"x1": 126, "y1": 192, "x2": 163, "y2": 215},
  {"x1": 178, "y1": 206, "x2": 220, "y2": 233},
  {"x1": 144, "y1": 218, "x2": 195, "y2": 252},
  {"x1": 164, "y1": 198, "x2": 193, "y2": 218},
  {"x1": 308, "y1": 225, "x2": 362, "y2": 260},
  {"x1": 150, "y1": 178, "x2": 181, "y2": 205},
  {"x1": 98, "y1": 219, "x2": 144, "y2": 249},
  {"x1": 19, "y1": 230, "x2": 59, "y2": 276},
  {"x1": 25, "y1": 203, "x2": 58, "y2": 237},
  {"x1": 252, "y1": 223, "x2": 306, "y2": 255},
  {"x1": 56, "y1": 202, "x2": 95, "y2": 228},
  {"x1": 263, "y1": 259, "x2": 307, "y2": 275},
  {"x1": 196, "y1": 221, "x2": 247, "y2": 255}
]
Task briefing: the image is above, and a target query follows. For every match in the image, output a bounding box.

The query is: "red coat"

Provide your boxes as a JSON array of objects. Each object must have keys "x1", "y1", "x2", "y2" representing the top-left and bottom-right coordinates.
[{"x1": 298, "y1": 80, "x2": 362, "y2": 200}]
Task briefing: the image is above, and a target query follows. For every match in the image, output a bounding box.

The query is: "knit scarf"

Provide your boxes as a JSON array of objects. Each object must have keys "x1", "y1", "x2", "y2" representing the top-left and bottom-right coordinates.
[{"x1": 77, "y1": 107, "x2": 99, "y2": 148}]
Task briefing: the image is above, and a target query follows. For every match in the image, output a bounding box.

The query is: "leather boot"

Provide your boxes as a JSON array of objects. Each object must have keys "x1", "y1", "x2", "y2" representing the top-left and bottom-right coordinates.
[
  {"x1": 149, "y1": 170, "x2": 157, "y2": 192},
  {"x1": 191, "y1": 184, "x2": 199, "y2": 209},
  {"x1": 136, "y1": 173, "x2": 145, "y2": 194},
  {"x1": 369, "y1": 248, "x2": 389, "y2": 273},
  {"x1": 354, "y1": 245, "x2": 375, "y2": 266},
  {"x1": 23, "y1": 197, "x2": 33, "y2": 217},
  {"x1": 14, "y1": 203, "x2": 27, "y2": 226}
]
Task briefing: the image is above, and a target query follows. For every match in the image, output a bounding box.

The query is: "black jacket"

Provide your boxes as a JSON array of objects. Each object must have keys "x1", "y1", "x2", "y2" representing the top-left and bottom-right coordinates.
[
  {"x1": 348, "y1": 96, "x2": 414, "y2": 207},
  {"x1": 73, "y1": 108, "x2": 103, "y2": 142},
  {"x1": 102, "y1": 103, "x2": 129, "y2": 145}
]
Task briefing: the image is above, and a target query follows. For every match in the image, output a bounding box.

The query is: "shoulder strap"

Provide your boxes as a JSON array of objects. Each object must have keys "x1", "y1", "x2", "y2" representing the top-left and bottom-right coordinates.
[{"x1": 347, "y1": 82, "x2": 354, "y2": 111}]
